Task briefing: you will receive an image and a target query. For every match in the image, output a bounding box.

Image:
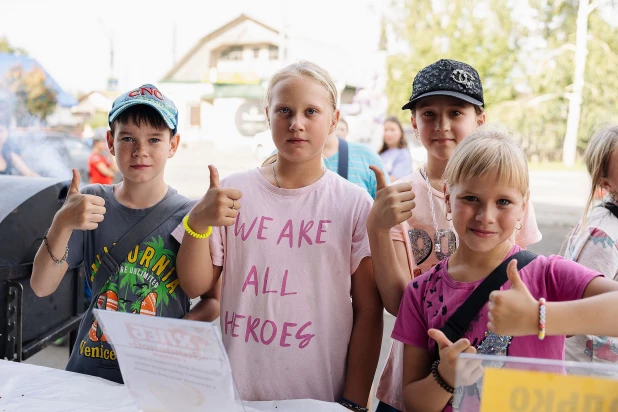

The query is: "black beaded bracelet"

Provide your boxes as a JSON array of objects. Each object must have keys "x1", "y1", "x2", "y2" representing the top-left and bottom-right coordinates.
[
  {"x1": 431, "y1": 360, "x2": 455, "y2": 394},
  {"x1": 337, "y1": 397, "x2": 369, "y2": 412}
]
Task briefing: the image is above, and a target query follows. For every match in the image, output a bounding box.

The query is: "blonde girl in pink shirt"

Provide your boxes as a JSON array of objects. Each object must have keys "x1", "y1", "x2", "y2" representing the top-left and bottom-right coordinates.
[
  {"x1": 392, "y1": 129, "x2": 618, "y2": 412},
  {"x1": 367, "y1": 60, "x2": 542, "y2": 411},
  {"x1": 174, "y1": 61, "x2": 383, "y2": 410}
]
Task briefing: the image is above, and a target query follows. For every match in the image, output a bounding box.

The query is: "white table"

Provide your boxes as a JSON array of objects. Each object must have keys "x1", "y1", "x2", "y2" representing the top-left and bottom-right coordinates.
[{"x1": 0, "y1": 361, "x2": 346, "y2": 412}]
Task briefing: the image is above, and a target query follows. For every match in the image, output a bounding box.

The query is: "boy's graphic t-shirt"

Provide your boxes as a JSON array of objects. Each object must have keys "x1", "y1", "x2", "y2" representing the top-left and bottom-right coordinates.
[
  {"x1": 564, "y1": 201, "x2": 618, "y2": 364},
  {"x1": 392, "y1": 245, "x2": 600, "y2": 412},
  {"x1": 377, "y1": 169, "x2": 543, "y2": 410},
  {"x1": 65, "y1": 184, "x2": 193, "y2": 383},
  {"x1": 174, "y1": 168, "x2": 372, "y2": 402}
]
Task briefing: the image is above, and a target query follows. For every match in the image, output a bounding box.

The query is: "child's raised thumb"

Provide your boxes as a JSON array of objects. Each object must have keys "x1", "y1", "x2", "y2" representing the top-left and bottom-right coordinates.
[
  {"x1": 506, "y1": 259, "x2": 524, "y2": 289},
  {"x1": 428, "y1": 328, "x2": 453, "y2": 350}
]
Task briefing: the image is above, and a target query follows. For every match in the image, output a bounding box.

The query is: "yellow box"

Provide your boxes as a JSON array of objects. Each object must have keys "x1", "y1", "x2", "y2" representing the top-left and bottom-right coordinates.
[{"x1": 480, "y1": 368, "x2": 618, "y2": 411}]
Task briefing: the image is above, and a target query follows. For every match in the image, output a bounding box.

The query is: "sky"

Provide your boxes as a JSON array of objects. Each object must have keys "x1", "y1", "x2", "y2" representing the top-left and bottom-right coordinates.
[{"x1": 0, "y1": 0, "x2": 384, "y2": 95}]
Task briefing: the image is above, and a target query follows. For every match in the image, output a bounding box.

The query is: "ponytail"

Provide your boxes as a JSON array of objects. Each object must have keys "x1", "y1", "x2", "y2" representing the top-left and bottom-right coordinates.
[{"x1": 261, "y1": 153, "x2": 278, "y2": 167}]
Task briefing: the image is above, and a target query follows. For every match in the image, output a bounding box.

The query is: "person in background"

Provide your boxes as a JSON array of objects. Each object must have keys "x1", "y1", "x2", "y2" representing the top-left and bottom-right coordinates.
[
  {"x1": 322, "y1": 117, "x2": 390, "y2": 198},
  {"x1": 336, "y1": 117, "x2": 350, "y2": 140},
  {"x1": 88, "y1": 137, "x2": 116, "y2": 184},
  {"x1": 0, "y1": 125, "x2": 38, "y2": 177},
  {"x1": 378, "y1": 116, "x2": 413, "y2": 182},
  {"x1": 562, "y1": 125, "x2": 618, "y2": 364}
]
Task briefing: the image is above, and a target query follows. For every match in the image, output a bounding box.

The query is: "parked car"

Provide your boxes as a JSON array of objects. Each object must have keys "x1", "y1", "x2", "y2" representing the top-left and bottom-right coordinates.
[{"x1": 8, "y1": 131, "x2": 91, "y2": 182}]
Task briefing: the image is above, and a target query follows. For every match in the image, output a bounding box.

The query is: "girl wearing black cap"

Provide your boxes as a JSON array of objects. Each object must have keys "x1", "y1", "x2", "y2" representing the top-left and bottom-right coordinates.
[{"x1": 367, "y1": 59, "x2": 542, "y2": 412}]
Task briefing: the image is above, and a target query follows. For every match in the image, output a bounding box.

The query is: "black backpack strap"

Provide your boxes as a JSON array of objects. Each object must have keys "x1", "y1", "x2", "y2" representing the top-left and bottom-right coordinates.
[
  {"x1": 337, "y1": 137, "x2": 349, "y2": 180},
  {"x1": 434, "y1": 250, "x2": 537, "y2": 358},
  {"x1": 602, "y1": 202, "x2": 618, "y2": 219},
  {"x1": 98, "y1": 193, "x2": 190, "y2": 284}
]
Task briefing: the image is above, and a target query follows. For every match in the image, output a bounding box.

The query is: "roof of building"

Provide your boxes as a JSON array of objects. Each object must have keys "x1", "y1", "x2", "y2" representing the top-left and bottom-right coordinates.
[{"x1": 161, "y1": 14, "x2": 279, "y2": 82}]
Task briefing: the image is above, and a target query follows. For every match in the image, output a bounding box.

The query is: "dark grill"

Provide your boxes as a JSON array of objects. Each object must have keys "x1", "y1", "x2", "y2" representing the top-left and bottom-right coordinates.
[{"x1": 0, "y1": 176, "x2": 85, "y2": 361}]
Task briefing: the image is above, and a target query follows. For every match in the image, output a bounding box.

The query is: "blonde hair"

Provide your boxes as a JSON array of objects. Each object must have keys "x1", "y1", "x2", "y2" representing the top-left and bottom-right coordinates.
[
  {"x1": 580, "y1": 125, "x2": 618, "y2": 228},
  {"x1": 443, "y1": 128, "x2": 529, "y2": 199},
  {"x1": 261, "y1": 60, "x2": 339, "y2": 166}
]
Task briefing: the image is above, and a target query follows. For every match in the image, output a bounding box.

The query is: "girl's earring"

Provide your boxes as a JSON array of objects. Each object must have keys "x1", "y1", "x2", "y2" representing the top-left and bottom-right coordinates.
[
  {"x1": 515, "y1": 221, "x2": 522, "y2": 231},
  {"x1": 446, "y1": 212, "x2": 452, "y2": 222}
]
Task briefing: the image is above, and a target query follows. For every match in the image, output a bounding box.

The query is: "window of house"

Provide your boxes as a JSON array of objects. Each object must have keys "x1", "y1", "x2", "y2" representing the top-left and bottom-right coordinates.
[
  {"x1": 190, "y1": 105, "x2": 201, "y2": 127},
  {"x1": 220, "y1": 46, "x2": 243, "y2": 61},
  {"x1": 253, "y1": 47, "x2": 260, "y2": 59},
  {"x1": 268, "y1": 45, "x2": 279, "y2": 60}
]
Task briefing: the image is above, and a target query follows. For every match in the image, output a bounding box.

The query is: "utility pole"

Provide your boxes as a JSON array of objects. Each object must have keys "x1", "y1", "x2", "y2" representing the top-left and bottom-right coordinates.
[
  {"x1": 99, "y1": 19, "x2": 117, "y2": 93},
  {"x1": 172, "y1": 23, "x2": 177, "y2": 65}
]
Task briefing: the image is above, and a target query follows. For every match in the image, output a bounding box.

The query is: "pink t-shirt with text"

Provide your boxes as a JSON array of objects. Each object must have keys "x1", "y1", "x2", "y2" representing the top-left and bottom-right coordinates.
[
  {"x1": 392, "y1": 245, "x2": 600, "y2": 412},
  {"x1": 376, "y1": 170, "x2": 543, "y2": 410},
  {"x1": 174, "y1": 168, "x2": 372, "y2": 402}
]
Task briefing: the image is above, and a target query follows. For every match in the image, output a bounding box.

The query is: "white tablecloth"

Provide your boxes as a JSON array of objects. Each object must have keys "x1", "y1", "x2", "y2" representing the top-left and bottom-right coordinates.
[{"x1": 0, "y1": 361, "x2": 346, "y2": 412}]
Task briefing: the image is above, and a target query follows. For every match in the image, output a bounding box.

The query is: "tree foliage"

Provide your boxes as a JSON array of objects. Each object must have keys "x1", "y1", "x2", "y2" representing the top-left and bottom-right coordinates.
[
  {"x1": 0, "y1": 36, "x2": 28, "y2": 56},
  {"x1": 386, "y1": 0, "x2": 618, "y2": 161},
  {"x1": 3, "y1": 65, "x2": 58, "y2": 125}
]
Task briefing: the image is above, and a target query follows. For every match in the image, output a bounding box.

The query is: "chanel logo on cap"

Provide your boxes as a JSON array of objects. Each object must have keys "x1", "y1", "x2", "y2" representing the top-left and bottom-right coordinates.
[{"x1": 451, "y1": 69, "x2": 473, "y2": 88}]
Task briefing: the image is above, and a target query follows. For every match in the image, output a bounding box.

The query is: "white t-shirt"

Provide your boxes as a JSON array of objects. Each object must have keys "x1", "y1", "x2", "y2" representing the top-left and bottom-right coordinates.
[
  {"x1": 175, "y1": 168, "x2": 372, "y2": 402},
  {"x1": 564, "y1": 201, "x2": 618, "y2": 364}
]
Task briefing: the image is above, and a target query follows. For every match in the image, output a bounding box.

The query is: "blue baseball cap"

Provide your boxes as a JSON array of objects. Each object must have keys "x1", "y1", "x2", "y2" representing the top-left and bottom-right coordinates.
[{"x1": 109, "y1": 84, "x2": 178, "y2": 134}]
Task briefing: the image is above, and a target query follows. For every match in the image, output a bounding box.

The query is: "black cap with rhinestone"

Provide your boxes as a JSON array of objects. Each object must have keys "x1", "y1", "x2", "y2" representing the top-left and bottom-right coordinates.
[{"x1": 402, "y1": 59, "x2": 484, "y2": 110}]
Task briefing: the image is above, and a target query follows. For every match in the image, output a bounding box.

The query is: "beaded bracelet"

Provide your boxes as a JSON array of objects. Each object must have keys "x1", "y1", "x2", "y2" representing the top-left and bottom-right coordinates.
[
  {"x1": 538, "y1": 297, "x2": 547, "y2": 340},
  {"x1": 431, "y1": 360, "x2": 455, "y2": 394},
  {"x1": 43, "y1": 229, "x2": 69, "y2": 265},
  {"x1": 337, "y1": 398, "x2": 368, "y2": 412},
  {"x1": 182, "y1": 215, "x2": 212, "y2": 239}
]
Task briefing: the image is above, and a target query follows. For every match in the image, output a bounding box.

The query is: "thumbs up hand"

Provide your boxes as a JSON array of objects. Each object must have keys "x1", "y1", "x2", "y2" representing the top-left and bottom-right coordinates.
[
  {"x1": 58, "y1": 169, "x2": 106, "y2": 230},
  {"x1": 487, "y1": 260, "x2": 538, "y2": 336},
  {"x1": 367, "y1": 165, "x2": 415, "y2": 231},
  {"x1": 428, "y1": 329, "x2": 483, "y2": 387},
  {"x1": 187, "y1": 165, "x2": 243, "y2": 232}
]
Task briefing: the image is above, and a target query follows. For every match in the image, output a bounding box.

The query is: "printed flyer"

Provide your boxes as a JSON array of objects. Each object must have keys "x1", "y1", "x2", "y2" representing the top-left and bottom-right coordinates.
[{"x1": 94, "y1": 309, "x2": 243, "y2": 412}]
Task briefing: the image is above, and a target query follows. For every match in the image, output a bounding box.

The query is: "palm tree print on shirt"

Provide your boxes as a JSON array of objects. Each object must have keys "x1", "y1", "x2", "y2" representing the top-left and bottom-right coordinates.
[{"x1": 91, "y1": 235, "x2": 179, "y2": 317}]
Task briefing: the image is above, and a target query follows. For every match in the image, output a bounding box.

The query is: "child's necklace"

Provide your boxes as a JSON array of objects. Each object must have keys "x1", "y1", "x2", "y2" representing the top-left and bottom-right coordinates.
[
  {"x1": 421, "y1": 165, "x2": 456, "y2": 254},
  {"x1": 272, "y1": 162, "x2": 326, "y2": 188}
]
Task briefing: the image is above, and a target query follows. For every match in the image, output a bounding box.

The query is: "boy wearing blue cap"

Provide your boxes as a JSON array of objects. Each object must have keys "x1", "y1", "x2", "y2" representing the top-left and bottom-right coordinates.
[{"x1": 31, "y1": 84, "x2": 214, "y2": 383}]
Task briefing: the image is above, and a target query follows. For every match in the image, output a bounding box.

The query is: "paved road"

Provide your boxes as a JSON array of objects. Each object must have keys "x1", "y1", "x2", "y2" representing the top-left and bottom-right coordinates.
[{"x1": 23, "y1": 140, "x2": 593, "y2": 410}]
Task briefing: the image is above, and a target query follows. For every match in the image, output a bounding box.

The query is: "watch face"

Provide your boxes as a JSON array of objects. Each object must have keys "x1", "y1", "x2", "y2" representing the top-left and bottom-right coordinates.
[{"x1": 235, "y1": 100, "x2": 268, "y2": 137}]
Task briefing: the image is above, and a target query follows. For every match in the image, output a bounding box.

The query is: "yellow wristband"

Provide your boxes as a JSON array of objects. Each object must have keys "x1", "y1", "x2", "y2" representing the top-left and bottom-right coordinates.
[{"x1": 182, "y1": 215, "x2": 212, "y2": 239}]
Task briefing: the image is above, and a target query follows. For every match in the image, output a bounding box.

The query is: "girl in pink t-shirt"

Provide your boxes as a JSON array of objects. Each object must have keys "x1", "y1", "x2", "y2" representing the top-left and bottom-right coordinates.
[
  {"x1": 368, "y1": 59, "x2": 542, "y2": 411},
  {"x1": 174, "y1": 61, "x2": 382, "y2": 410},
  {"x1": 391, "y1": 129, "x2": 618, "y2": 412}
]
